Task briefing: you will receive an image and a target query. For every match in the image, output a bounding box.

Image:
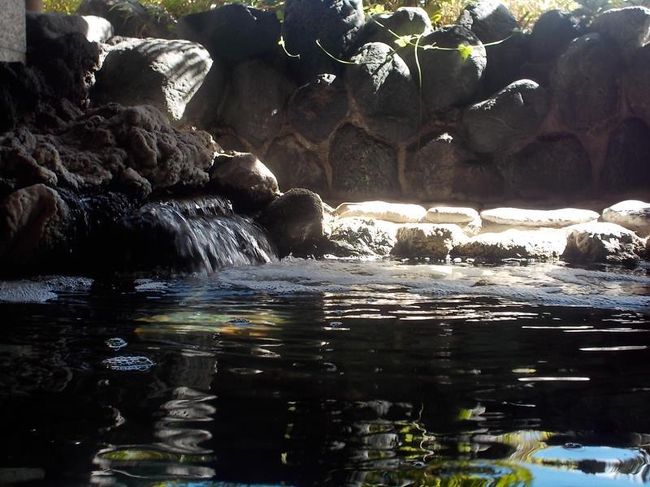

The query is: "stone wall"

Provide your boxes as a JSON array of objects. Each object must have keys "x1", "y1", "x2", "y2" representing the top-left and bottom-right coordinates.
[{"x1": 0, "y1": 0, "x2": 26, "y2": 63}]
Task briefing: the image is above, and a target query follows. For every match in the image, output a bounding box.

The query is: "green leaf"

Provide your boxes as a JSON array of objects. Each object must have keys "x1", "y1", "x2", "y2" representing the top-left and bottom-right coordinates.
[
  {"x1": 458, "y1": 43, "x2": 474, "y2": 61},
  {"x1": 394, "y1": 35, "x2": 414, "y2": 48}
]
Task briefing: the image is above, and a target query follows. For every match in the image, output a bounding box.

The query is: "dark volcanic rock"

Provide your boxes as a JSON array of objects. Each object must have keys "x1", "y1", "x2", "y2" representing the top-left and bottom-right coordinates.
[
  {"x1": 458, "y1": 0, "x2": 519, "y2": 43},
  {"x1": 529, "y1": 10, "x2": 582, "y2": 62},
  {"x1": 283, "y1": 0, "x2": 365, "y2": 80},
  {"x1": 181, "y1": 60, "x2": 228, "y2": 129},
  {"x1": 26, "y1": 12, "x2": 113, "y2": 44},
  {"x1": 600, "y1": 119, "x2": 650, "y2": 193},
  {"x1": 479, "y1": 31, "x2": 529, "y2": 97},
  {"x1": 259, "y1": 188, "x2": 324, "y2": 257},
  {"x1": 347, "y1": 42, "x2": 420, "y2": 143},
  {"x1": 589, "y1": 6, "x2": 650, "y2": 62},
  {"x1": 76, "y1": 0, "x2": 172, "y2": 38},
  {"x1": 329, "y1": 125, "x2": 399, "y2": 199},
  {"x1": 625, "y1": 44, "x2": 650, "y2": 126},
  {"x1": 264, "y1": 136, "x2": 328, "y2": 193},
  {"x1": 552, "y1": 33, "x2": 622, "y2": 132},
  {"x1": 177, "y1": 4, "x2": 281, "y2": 64},
  {"x1": 463, "y1": 79, "x2": 549, "y2": 153},
  {"x1": 355, "y1": 7, "x2": 433, "y2": 47},
  {"x1": 287, "y1": 74, "x2": 348, "y2": 143}
]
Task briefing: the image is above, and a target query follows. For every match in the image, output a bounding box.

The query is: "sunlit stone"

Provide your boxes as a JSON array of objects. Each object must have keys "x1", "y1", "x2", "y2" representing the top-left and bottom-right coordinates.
[
  {"x1": 335, "y1": 201, "x2": 427, "y2": 223},
  {"x1": 602, "y1": 200, "x2": 650, "y2": 236},
  {"x1": 481, "y1": 207, "x2": 599, "y2": 228}
]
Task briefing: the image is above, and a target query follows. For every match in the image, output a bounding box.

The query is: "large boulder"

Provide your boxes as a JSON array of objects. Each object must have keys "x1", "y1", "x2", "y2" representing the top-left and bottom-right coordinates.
[
  {"x1": 92, "y1": 37, "x2": 212, "y2": 121},
  {"x1": 463, "y1": 79, "x2": 549, "y2": 153},
  {"x1": 458, "y1": 0, "x2": 519, "y2": 43},
  {"x1": 529, "y1": 10, "x2": 582, "y2": 62},
  {"x1": 500, "y1": 135, "x2": 592, "y2": 199},
  {"x1": 287, "y1": 74, "x2": 348, "y2": 144},
  {"x1": 209, "y1": 152, "x2": 279, "y2": 212},
  {"x1": 355, "y1": 7, "x2": 433, "y2": 47},
  {"x1": 416, "y1": 26, "x2": 487, "y2": 113},
  {"x1": 263, "y1": 136, "x2": 328, "y2": 193},
  {"x1": 392, "y1": 223, "x2": 468, "y2": 259},
  {"x1": 424, "y1": 206, "x2": 482, "y2": 235},
  {"x1": 600, "y1": 118, "x2": 650, "y2": 193},
  {"x1": 552, "y1": 33, "x2": 623, "y2": 132},
  {"x1": 589, "y1": 6, "x2": 650, "y2": 62},
  {"x1": 76, "y1": 0, "x2": 172, "y2": 38},
  {"x1": 322, "y1": 217, "x2": 397, "y2": 257},
  {"x1": 329, "y1": 125, "x2": 399, "y2": 199},
  {"x1": 335, "y1": 201, "x2": 426, "y2": 223},
  {"x1": 220, "y1": 60, "x2": 296, "y2": 148},
  {"x1": 177, "y1": 5, "x2": 281, "y2": 64},
  {"x1": 625, "y1": 45, "x2": 650, "y2": 125},
  {"x1": 479, "y1": 31, "x2": 529, "y2": 97},
  {"x1": 283, "y1": 0, "x2": 365, "y2": 80},
  {"x1": 563, "y1": 222, "x2": 645, "y2": 265},
  {"x1": 181, "y1": 60, "x2": 228, "y2": 129},
  {"x1": 259, "y1": 188, "x2": 324, "y2": 257},
  {"x1": 451, "y1": 228, "x2": 568, "y2": 261},
  {"x1": 26, "y1": 12, "x2": 113, "y2": 44},
  {"x1": 480, "y1": 207, "x2": 599, "y2": 227},
  {"x1": 602, "y1": 200, "x2": 650, "y2": 236},
  {"x1": 347, "y1": 42, "x2": 420, "y2": 142}
]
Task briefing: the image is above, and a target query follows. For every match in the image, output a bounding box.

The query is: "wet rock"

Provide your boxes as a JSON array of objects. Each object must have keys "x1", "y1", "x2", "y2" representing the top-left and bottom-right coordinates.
[
  {"x1": 322, "y1": 217, "x2": 397, "y2": 257},
  {"x1": 458, "y1": 0, "x2": 519, "y2": 43},
  {"x1": 76, "y1": 0, "x2": 172, "y2": 38},
  {"x1": 329, "y1": 125, "x2": 399, "y2": 200},
  {"x1": 210, "y1": 152, "x2": 279, "y2": 212},
  {"x1": 481, "y1": 207, "x2": 599, "y2": 228},
  {"x1": 392, "y1": 223, "x2": 468, "y2": 259},
  {"x1": 600, "y1": 119, "x2": 650, "y2": 192},
  {"x1": 283, "y1": 0, "x2": 365, "y2": 80},
  {"x1": 452, "y1": 228, "x2": 568, "y2": 261},
  {"x1": 26, "y1": 12, "x2": 113, "y2": 44},
  {"x1": 264, "y1": 136, "x2": 328, "y2": 193},
  {"x1": 335, "y1": 201, "x2": 426, "y2": 223},
  {"x1": 287, "y1": 74, "x2": 348, "y2": 144},
  {"x1": 589, "y1": 6, "x2": 650, "y2": 61},
  {"x1": 220, "y1": 60, "x2": 296, "y2": 148},
  {"x1": 602, "y1": 200, "x2": 650, "y2": 236},
  {"x1": 563, "y1": 222, "x2": 645, "y2": 265},
  {"x1": 424, "y1": 206, "x2": 482, "y2": 235},
  {"x1": 348, "y1": 43, "x2": 419, "y2": 142},
  {"x1": 529, "y1": 10, "x2": 582, "y2": 62},
  {"x1": 625, "y1": 45, "x2": 650, "y2": 125},
  {"x1": 355, "y1": 7, "x2": 433, "y2": 47},
  {"x1": 177, "y1": 5, "x2": 281, "y2": 64},
  {"x1": 500, "y1": 135, "x2": 592, "y2": 199},
  {"x1": 552, "y1": 33, "x2": 622, "y2": 132},
  {"x1": 417, "y1": 26, "x2": 487, "y2": 112},
  {"x1": 259, "y1": 188, "x2": 324, "y2": 257},
  {"x1": 463, "y1": 79, "x2": 549, "y2": 153},
  {"x1": 0, "y1": 184, "x2": 71, "y2": 273},
  {"x1": 92, "y1": 37, "x2": 212, "y2": 121}
]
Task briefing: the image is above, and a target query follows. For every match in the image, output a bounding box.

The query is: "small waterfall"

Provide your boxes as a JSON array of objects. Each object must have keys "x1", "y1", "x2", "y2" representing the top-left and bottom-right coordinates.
[{"x1": 118, "y1": 196, "x2": 276, "y2": 274}]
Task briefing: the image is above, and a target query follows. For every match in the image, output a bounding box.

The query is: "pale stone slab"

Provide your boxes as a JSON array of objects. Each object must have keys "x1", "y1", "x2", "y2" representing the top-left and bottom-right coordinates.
[
  {"x1": 602, "y1": 200, "x2": 650, "y2": 236},
  {"x1": 335, "y1": 201, "x2": 427, "y2": 223},
  {"x1": 481, "y1": 207, "x2": 599, "y2": 228},
  {"x1": 424, "y1": 206, "x2": 480, "y2": 223},
  {"x1": 0, "y1": 0, "x2": 26, "y2": 63}
]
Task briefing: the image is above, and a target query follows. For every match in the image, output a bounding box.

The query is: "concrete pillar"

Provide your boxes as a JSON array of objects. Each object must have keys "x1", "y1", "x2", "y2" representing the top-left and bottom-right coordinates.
[{"x1": 0, "y1": 0, "x2": 26, "y2": 63}]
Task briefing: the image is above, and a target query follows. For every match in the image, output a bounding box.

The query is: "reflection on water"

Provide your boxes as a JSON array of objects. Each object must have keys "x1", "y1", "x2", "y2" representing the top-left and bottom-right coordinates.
[{"x1": 0, "y1": 261, "x2": 648, "y2": 486}]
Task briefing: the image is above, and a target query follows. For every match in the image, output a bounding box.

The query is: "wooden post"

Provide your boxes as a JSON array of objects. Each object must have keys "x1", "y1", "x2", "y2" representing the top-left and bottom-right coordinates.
[{"x1": 0, "y1": 0, "x2": 26, "y2": 63}]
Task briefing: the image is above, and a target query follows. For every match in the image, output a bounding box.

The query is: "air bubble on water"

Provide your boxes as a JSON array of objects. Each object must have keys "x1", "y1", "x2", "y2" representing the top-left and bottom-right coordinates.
[
  {"x1": 105, "y1": 338, "x2": 128, "y2": 351},
  {"x1": 102, "y1": 356, "x2": 155, "y2": 372}
]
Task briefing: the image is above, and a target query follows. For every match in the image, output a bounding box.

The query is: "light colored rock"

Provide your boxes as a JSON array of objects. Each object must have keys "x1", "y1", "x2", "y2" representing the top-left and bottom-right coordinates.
[
  {"x1": 335, "y1": 201, "x2": 427, "y2": 223},
  {"x1": 563, "y1": 222, "x2": 645, "y2": 264},
  {"x1": 324, "y1": 217, "x2": 398, "y2": 257},
  {"x1": 451, "y1": 228, "x2": 568, "y2": 261},
  {"x1": 602, "y1": 200, "x2": 650, "y2": 236},
  {"x1": 0, "y1": 0, "x2": 26, "y2": 63},
  {"x1": 425, "y1": 206, "x2": 482, "y2": 235},
  {"x1": 82, "y1": 15, "x2": 113, "y2": 43},
  {"x1": 481, "y1": 207, "x2": 599, "y2": 228},
  {"x1": 392, "y1": 223, "x2": 468, "y2": 259}
]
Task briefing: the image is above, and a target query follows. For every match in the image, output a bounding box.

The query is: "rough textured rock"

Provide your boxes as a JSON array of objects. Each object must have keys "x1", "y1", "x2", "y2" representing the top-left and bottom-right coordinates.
[
  {"x1": 323, "y1": 217, "x2": 397, "y2": 257},
  {"x1": 452, "y1": 228, "x2": 567, "y2": 261},
  {"x1": 92, "y1": 37, "x2": 212, "y2": 122},
  {"x1": 463, "y1": 79, "x2": 549, "y2": 153},
  {"x1": 500, "y1": 136, "x2": 592, "y2": 199},
  {"x1": 287, "y1": 74, "x2": 348, "y2": 144},
  {"x1": 76, "y1": 0, "x2": 172, "y2": 38},
  {"x1": 425, "y1": 206, "x2": 481, "y2": 235},
  {"x1": 181, "y1": 59, "x2": 227, "y2": 129},
  {"x1": 626, "y1": 45, "x2": 650, "y2": 125},
  {"x1": 26, "y1": 12, "x2": 113, "y2": 44},
  {"x1": 417, "y1": 26, "x2": 487, "y2": 113},
  {"x1": 221, "y1": 60, "x2": 296, "y2": 148},
  {"x1": 283, "y1": 0, "x2": 365, "y2": 80},
  {"x1": 563, "y1": 222, "x2": 645, "y2": 264},
  {"x1": 177, "y1": 5, "x2": 281, "y2": 64},
  {"x1": 0, "y1": 0, "x2": 25, "y2": 63},
  {"x1": 479, "y1": 32, "x2": 529, "y2": 97},
  {"x1": 602, "y1": 200, "x2": 650, "y2": 236},
  {"x1": 0, "y1": 105, "x2": 218, "y2": 198},
  {"x1": 600, "y1": 118, "x2": 650, "y2": 192},
  {"x1": 263, "y1": 136, "x2": 328, "y2": 193},
  {"x1": 529, "y1": 10, "x2": 582, "y2": 62},
  {"x1": 481, "y1": 207, "x2": 599, "y2": 227},
  {"x1": 392, "y1": 223, "x2": 467, "y2": 259},
  {"x1": 552, "y1": 33, "x2": 622, "y2": 132},
  {"x1": 335, "y1": 201, "x2": 426, "y2": 223},
  {"x1": 458, "y1": 0, "x2": 519, "y2": 43},
  {"x1": 0, "y1": 184, "x2": 71, "y2": 272},
  {"x1": 355, "y1": 7, "x2": 433, "y2": 47},
  {"x1": 259, "y1": 188, "x2": 324, "y2": 257},
  {"x1": 210, "y1": 152, "x2": 279, "y2": 212},
  {"x1": 589, "y1": 7, "x2": 650, "y2": 61},
  {"x1": 347, "y1": 43, "x2": 419, "y2": 142},
  {"x1": 329, "y1": 125, "x2": 399, "y2": 199}
]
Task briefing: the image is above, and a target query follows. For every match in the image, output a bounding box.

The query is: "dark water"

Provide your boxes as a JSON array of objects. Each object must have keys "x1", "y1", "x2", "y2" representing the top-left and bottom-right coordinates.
[{"x1": 0, "y1": 261, "x2": 649, "y2": 486}]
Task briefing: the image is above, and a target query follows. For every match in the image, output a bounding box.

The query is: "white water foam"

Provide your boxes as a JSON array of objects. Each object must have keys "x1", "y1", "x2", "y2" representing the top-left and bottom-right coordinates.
[{"x1": 0, "y1": 276, "x2": 92, "y2": 303}]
